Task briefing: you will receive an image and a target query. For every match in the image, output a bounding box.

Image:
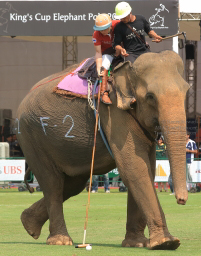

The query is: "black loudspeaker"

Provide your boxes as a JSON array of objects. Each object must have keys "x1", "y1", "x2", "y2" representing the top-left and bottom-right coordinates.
[
  {"x1": 185, "y1": 44, "x2": 195, "y2": 59},
  {"x1": 0, "y1": 109, "x2": 12, "y2": 126}
]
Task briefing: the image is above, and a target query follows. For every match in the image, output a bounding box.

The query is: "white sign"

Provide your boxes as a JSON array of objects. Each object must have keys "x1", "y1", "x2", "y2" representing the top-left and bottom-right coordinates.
[
  {"x1": 155, "y1": 160, "x2": 201, "y2": 183},
  {"x1": 0, "y1": 159, "x2": 25, "y2": 181},
  {"x1": 189, "y1": 161, "x2": 201, "y2": 183},
  {"x1": 155, "y1": 160, "x2": 170, "y2": 182}
]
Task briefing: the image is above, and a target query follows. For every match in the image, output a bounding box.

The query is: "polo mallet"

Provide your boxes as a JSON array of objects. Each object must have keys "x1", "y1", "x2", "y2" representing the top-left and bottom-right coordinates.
[
  {"x1": 152, "y1": 31, "x2": 187, "y2": 42},
  {"x1": 75, "y1": 68, "x2": 103, "y2": 249}
]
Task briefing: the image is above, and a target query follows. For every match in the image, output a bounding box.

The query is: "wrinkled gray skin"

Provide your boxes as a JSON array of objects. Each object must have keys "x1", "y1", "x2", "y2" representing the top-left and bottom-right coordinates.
[{"x1": 16, "y1": 50, "x2": 189, "y2": 250}]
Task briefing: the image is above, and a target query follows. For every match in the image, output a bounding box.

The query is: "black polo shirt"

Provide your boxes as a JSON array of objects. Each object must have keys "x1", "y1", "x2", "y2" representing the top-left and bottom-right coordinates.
[{"x1": 113, "y1": 15, "x2": 151, "y2": 54}]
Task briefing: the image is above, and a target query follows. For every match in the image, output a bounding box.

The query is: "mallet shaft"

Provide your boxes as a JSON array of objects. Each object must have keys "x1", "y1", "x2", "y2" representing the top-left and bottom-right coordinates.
[{"x1": 161, "y1": 32, "x2": 183, "y2": 40}]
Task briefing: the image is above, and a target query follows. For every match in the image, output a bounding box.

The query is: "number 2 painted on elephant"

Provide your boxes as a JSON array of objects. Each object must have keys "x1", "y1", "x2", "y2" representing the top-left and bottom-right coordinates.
[{"x1": 63, "y1": 115, "x2": 75, "y2": 138}]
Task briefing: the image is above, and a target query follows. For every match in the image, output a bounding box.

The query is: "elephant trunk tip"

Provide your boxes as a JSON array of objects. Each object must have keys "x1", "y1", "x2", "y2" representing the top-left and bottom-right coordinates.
[
  {"x1": 177, "y1": 198, "x2": 186, "y2": 205},
  {"x1": 175, "y1": 190, "x2": 188, "y2": 205}
]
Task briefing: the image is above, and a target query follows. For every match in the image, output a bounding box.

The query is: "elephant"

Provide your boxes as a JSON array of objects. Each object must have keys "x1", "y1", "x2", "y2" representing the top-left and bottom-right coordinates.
[{"x1": 16, "y1": 50, "x2": 189, "y2": 250}]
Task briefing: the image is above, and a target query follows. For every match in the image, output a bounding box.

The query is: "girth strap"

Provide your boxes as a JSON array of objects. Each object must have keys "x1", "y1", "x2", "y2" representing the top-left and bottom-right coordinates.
[{"x1": 127, "y1": 110, "x2": 156, "y2": 143}]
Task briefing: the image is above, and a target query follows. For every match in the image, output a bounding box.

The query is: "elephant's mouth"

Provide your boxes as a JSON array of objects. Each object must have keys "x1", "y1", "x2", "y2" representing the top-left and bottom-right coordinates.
[{"x1": 153, "y1": 118, "x2": 160, "y2": 132}]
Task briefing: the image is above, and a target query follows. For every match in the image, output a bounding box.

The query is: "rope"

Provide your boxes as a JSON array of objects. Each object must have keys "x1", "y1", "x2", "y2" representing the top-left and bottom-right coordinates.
[
  {"x1": 87, "y1": 78, "x2": 96, "y2": 110},
  {"x1": 30, "y1": 75, "x2": 65, "y2": 92},
  {"x1": 92, "y1": 80, "x2": 114, "y2": 158}
]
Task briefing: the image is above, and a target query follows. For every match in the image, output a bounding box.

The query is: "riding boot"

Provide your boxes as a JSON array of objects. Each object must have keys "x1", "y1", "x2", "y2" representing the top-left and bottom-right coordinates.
[{"x1": 100, "y1": 69, "x2": 112, "y2": 105}]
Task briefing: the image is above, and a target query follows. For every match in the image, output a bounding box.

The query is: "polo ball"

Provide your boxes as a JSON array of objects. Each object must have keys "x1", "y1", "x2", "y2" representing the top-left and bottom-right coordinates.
[{"x1": 86, "y1": 245, "x2": 92, "y2": 250}]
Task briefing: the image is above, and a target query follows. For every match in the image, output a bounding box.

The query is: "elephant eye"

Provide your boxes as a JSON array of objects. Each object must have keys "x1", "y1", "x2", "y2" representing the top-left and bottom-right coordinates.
[
  {"x1": 146, "y1": 93, "x2": 157, "y2": 107},
  {"x1": 146, "y1": 93, "x2": 155, "y2": 101}
]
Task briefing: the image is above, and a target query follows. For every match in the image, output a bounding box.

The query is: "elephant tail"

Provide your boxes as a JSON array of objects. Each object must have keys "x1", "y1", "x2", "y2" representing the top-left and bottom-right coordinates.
[{"x1": 24, "y1": 167, "x2": 34, "y2": 193}]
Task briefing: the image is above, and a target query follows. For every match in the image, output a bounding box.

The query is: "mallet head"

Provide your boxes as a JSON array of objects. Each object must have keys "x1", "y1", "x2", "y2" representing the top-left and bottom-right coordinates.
[
  {"x1": 182, "y1": 31, "x2": 187, "y2": 43},
  {"x1": 75, "y1": 243, "x2": 92, "y2": 248}
]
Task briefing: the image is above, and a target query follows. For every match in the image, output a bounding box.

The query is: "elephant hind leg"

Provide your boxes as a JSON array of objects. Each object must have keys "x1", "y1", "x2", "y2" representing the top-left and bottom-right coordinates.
[
  {"x1": 46, "y1": 234, "x2": 73, "y2": 246},
  {"x1": 46, "y1": 173, "x2": 90, "y2": 245},
  {"x1": 62, "y1": 174, "x2": 89, "y2": 201},
  {"x1": 122, "y1": 233, "x2": 149, "y2": 248},
  {"x1": 21, "y1": 173, "x2": 89, "y2": 245},
  {"x1": 21, "y1": 197, "x2": 48, "y2": 239}
]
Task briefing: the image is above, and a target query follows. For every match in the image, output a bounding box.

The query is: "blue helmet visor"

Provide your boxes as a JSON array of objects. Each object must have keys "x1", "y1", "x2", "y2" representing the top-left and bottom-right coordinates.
[{"x1": 93, "y1": 22, "x2": 111, "y2": 31}]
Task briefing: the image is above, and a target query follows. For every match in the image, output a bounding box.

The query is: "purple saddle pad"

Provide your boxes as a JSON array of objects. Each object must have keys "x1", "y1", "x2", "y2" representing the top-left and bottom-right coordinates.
[{"x1": 57, "y1": 59, "x2": 99, "y2": 95}]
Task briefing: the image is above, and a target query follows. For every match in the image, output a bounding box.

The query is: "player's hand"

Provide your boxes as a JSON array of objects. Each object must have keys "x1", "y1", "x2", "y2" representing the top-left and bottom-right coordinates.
[
  {"x1": 121, "y1": 48, "x2": 129, "y2": 57},
  {"x1": 98, "y1": 70, "x2": 104, "y2": 77},
  {"x1": 152, "y1": 35, "x2": 163, "y2": 43},
  {"x1": 98, "y1": 66, "x2": 105, "y2": 77}
]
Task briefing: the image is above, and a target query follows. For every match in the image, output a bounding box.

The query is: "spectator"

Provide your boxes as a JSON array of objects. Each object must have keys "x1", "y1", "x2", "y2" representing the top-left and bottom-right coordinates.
[
  {"x1": 110, "y1": 168, "x2": 120, "y2": 187},
  {"x1": 156, "y1": 136, "x2": 168, "y2": 192},
  {"x1": 91, "y1": 174, "x2": 110, "y2": 193},
  {"x1": 168, "y1": 173, "x2": 174, "y2": 195},
  {"x1": 186, "y1": 131, "x2": 198, "y2": 191},
  {"x1": 6, "y1": 134, "x2": 23, "y2": 157}
]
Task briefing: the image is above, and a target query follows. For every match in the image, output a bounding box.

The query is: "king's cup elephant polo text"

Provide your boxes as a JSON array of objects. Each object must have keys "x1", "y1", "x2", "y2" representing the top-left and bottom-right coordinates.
[{"x1": 17, "y1": 50, "x2": 189, "y2": 250}]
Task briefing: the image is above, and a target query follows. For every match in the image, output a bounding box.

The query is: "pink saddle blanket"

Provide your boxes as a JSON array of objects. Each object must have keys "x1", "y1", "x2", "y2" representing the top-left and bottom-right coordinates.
[{"x1": 57, "y1": 59, "x2": 99, "y2": 95}]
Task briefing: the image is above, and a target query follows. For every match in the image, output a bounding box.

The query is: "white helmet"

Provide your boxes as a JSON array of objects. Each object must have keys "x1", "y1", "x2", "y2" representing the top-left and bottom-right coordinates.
[{"x1": 114, "y1": 2, "x2": 132, "y2": 19}]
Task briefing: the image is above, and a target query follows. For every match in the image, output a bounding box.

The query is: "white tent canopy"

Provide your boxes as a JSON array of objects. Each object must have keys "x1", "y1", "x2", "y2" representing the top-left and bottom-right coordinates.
[{"x1": 180, "y1": 0, "x2": 201, "y2": 13}]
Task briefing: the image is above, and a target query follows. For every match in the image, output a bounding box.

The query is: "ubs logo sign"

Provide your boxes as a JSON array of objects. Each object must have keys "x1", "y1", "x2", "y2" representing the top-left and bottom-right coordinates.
[{"x1": 149, "y1": 4, "x2": 169, "y2": 29}]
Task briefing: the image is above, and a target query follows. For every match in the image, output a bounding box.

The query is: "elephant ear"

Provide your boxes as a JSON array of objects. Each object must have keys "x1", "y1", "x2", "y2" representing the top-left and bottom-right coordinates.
[{"x1": 113, "y1": 61, "x2": 136, "y2": 110}]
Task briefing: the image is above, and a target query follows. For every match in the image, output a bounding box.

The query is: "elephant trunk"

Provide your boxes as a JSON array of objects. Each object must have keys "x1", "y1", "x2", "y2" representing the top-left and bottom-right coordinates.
[{"x1": 159, "y1": 95, "x2": 188, "y2": 205}]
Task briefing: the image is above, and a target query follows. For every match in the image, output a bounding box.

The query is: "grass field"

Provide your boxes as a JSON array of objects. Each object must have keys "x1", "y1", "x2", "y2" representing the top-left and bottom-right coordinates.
[{"x1": 0, "y1": 188, "x2": 201, "y2": 256}]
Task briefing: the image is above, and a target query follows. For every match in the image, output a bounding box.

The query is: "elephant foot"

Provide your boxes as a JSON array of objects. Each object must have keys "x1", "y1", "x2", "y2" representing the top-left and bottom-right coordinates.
[
  {"x1": 122, "y1": 234, "x2": 149, "y2": 248},
  {"x1": 47, "y1": 234, "x2": 73, "y2": 245},
  {"x1": 148, "y1": 236, "x2": 180, "y2": 250},
  {"x1": 21, "y1": 208, "x2": 43, "y2": 239}
]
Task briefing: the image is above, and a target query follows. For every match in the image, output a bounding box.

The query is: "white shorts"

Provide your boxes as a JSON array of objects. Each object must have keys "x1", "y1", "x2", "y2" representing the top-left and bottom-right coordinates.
[{"x1": 102, "y1": 54, "x2": 114, "y2": 70}]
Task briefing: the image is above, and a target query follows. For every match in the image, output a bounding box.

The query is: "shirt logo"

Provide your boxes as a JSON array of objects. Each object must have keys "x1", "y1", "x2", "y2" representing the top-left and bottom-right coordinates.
[{"x1": 92, "y1": 38, "x2": 97, "y2": 43}]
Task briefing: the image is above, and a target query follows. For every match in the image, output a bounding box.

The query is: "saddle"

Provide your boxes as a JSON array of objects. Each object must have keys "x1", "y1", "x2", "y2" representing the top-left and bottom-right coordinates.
[
  {"x1": 77, "y1": 56, "x2": 124, "y2": 84},
  {"x1": 77, "y1": 57, "x2": 98, "y2": 83},
  {"x1": 54, "y1": 55, "x2": 124, "y2": 101}
]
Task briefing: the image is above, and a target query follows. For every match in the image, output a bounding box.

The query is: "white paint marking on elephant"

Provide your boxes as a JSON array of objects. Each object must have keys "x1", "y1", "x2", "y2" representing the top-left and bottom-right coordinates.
[
  {"x1": 40, "y1": 117, "x2": 50, "y2": 135},
  {"x1": 15, "y1": 118, "x2": 21, "y2": 134},
  {"x1": 63, "y1": 115, "x2": 75, "y2": 138}
]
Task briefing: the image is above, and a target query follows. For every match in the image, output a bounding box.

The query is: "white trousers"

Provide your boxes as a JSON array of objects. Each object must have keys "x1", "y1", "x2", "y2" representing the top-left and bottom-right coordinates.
[{"x1": 102, "y1": 54, "x2": 114, "y2": 70}]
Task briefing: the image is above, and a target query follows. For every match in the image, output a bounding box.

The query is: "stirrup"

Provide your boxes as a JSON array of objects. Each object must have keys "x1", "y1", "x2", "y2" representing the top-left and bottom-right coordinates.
[
  {"x1": 101, "y1": 90, "x2": 110, "y2": 96},
  {"x1": 101, "y1": 91, "x2": 112, "y2": 105}
]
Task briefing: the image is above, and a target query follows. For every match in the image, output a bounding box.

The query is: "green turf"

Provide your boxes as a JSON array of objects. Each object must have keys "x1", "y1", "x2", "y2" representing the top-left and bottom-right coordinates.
[{"x1": 0, "y1": 188, "x2": 201, "y2": 256}]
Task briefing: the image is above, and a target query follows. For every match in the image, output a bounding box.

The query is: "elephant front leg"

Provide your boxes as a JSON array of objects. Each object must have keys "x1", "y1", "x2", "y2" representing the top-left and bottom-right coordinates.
[
  {"x1": 122, "y1": 190, "x2": 149, "y2": 248},
  {"x1": 120, "y1": 157, "x2": 180, "y2": 250},
  {"x1": 147, "y1": 144, "x2": 180, "y2": 250}
]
